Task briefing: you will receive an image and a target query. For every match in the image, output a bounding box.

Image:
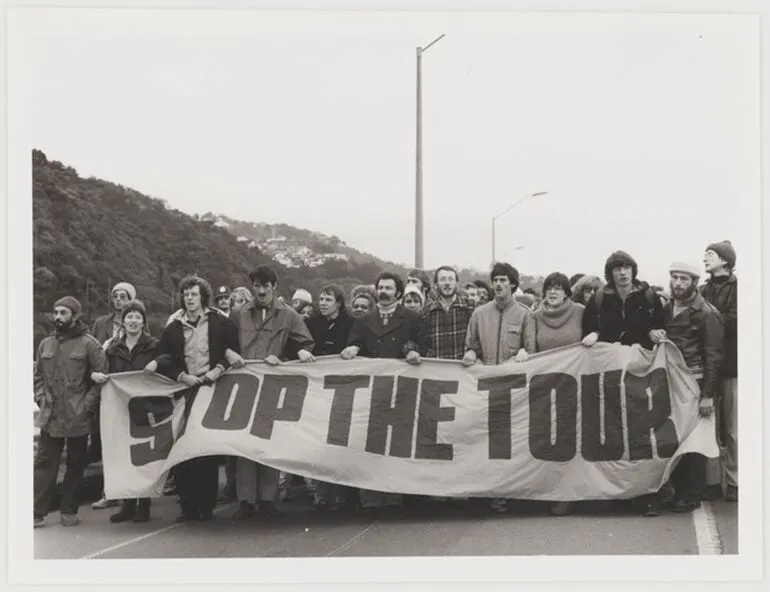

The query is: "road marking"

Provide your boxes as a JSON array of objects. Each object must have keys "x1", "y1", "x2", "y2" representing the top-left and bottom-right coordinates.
[
  {"x1": 325, "y1": 523, "x2": 377, "y2": 557},
  {"x1": 80, "y1": 502, "x2": 237, "y2": 560},
  {"x1": 692, "y1": 501, "x2": 723, "y2": 555}
]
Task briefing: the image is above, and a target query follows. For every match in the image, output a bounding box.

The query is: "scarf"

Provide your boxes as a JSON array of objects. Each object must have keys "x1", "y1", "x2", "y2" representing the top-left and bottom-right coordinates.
[{"x1": 537, "y1": 299, "x2": 578, "y2": 330}]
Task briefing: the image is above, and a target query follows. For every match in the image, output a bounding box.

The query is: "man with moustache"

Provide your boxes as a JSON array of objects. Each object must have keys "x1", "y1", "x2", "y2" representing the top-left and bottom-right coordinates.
[
  {"x1": 649, "y1": 262, "x2": 724, "y2": 513},
  {"x1": 700, "y1": 241, "x2": 738, "y2": 502},
  {"x1": 34, "y1": 296, "x2": 108, "y2": 527},
  {"x1": 145, "y1": 276, "x2": 239, "y2": 522},
  {"x1": 340, "y1": 271, "x2": 431, "y2": 517},
  {"x1": 224, "y1": 265, "x2": 316, "y2": 521}
]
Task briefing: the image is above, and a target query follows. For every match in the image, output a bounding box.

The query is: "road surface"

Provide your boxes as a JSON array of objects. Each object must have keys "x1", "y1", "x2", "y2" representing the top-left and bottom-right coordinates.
[{"x1": 34, "y1": 473, "x2": 737, "y2": 559}]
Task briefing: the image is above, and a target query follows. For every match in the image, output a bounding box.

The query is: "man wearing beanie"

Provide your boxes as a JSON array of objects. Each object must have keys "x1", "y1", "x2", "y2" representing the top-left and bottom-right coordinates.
[
  {"x1": 89, "y1": 281, "x2": 137, "y2": 510},
  {"x1": 651, "y1": 262, "x2": 724, "y2": 513},
  {"x1": 701, "y1": 240, "x2": 738, "y2": 502},
  {"x1": 34, "y1": 296, "x2": 108, "y2": 528},
  {"x1": 581, "y1": 250, "x2": 666, "y2": 517}
]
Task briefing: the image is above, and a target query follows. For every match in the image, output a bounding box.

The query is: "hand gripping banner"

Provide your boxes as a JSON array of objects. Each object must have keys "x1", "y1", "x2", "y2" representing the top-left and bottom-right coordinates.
[{"x1": 100, "y1": 342, "x2": 719, "y2": 501}]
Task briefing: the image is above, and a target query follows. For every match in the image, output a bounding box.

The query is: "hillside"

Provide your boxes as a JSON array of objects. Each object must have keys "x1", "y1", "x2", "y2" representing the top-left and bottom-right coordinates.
[{"x1": 32, "y1": 149, "x2": 542, "y2": 348}]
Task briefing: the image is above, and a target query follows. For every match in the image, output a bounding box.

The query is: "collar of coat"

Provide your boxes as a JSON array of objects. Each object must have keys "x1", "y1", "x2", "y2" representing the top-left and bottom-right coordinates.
[
  {"x1": 106, "y1": 332, "x2": 157, "y2": 354},
  {"x1": 424, "y1": 293, "x2": 470, "y2": 314},
  {"x1": 601, "y1": 279, "x2": 651, "y2": 297}
]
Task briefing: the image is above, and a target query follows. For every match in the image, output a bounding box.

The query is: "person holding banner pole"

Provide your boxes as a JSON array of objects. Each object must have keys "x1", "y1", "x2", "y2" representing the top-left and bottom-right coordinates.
[
  {"x1": 462, "y1": 262, "x2": 536, "y2": 514},
  {"x1": 90, "y1": 299, "x2": 158, "y2": 523},
  {"x1": 224, "y1": 265, "x2": 316, "y2": 521},
  {"x1": 533, "y1": 272, "x2": 586, "y2": 516},
  {"x1": 341, "y1": 271, "x2": 431, "y2": 518},
  {"x1": 144, "y1": 276, "x2": 239, "y2": 523},
  {"x1": 582, "y1": 250, "x2": 667, "y2": 517},
  {"x1": 653, "y1": 261, "x2": 724, "y2": 512}
]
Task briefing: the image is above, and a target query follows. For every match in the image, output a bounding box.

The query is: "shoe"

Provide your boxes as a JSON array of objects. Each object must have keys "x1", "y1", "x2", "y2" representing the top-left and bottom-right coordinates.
[
  {"x1": 258, "y1": 502, "x2": 281, "y2": 518},
  {"x1": 672, "y1": 499, "x2": 700, "y2": 513},
  {"x1": 92, "y1": 496, "x2": 120, "y2": 510},
  {"x1": 110, "y1": 502, "x2": 136, "y2": 523},
  {"x1": 642, "y1": 502, "x2": 661, "y2": 517},
  {"x1": 133, "y1": 500, "x2": 151, "y2": 523},
  {"x1": 725, "y1": 485, "x2": 738, "y2": 502},
  {"x1": 232, "y1": 501, "x2": 257, "y2": 521},
  {"x1": 549, "y1": 502, "x2": 575, "y2": 516},
  {"x1": 34, "y1": 515, "x2": 46, "y2": 528},
  {"x1": 61, "y1": 514, "x2": 80, "y2": 527},
  {"x1": 702, "y1": 485, "x2": 723, "y2": 501}
]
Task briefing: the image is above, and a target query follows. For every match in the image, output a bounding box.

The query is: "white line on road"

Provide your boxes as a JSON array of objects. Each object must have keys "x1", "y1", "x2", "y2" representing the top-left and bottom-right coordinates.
[
  {"x1": 80, "y1": 502, "x2": 238, "y2": 560},
  {"x1": 325, "y1": 523, "x2": 377, "y2": 557},
  {"x1": 692, "y1": 501, "x2": 723, "y2": 555}
]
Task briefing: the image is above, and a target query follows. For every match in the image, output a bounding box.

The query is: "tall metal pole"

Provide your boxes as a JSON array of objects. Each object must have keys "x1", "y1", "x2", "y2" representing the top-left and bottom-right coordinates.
[
  {"x1": 415, "y1": 47, "x2": 423, "y2": 268},
  {"x1": 491, "y1": 218, "x2": 496, "y2": 264},
  {"x1": 414, "y1": 34, "x2": 445, "y2": 270}
]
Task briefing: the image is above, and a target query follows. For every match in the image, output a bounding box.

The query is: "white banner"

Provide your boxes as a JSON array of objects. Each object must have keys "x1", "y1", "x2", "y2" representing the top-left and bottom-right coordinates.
[{"x1": 101, "y1": 342, "x2": 718, "y2": 501}]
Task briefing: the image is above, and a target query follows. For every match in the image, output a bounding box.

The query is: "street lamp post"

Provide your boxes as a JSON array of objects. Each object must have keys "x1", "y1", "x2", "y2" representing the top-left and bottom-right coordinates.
[
  {"x1": 415, "y1": 33, "x2": 445, "y2": 269},
  {"x1": 491, "y1": 192, "x2": 547, "y2": 264}
]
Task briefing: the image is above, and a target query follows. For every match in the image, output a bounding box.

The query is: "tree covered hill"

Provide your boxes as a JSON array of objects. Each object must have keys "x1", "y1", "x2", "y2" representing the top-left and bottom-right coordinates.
[{"x1": 32, "y1": 149, "x2": 542, "y2": 349}]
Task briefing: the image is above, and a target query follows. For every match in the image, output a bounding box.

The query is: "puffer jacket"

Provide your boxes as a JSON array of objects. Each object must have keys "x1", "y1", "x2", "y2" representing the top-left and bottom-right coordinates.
[
  {"x1": 664, "y1": 292, "x2": 725, "y2": 399},
  {"x1": 700, "y1": 274, "x2": 737, "y2": 377},
  {"x1": 464, "y1": 297, "x2": 536, "y2": 365},
  {"x1": 34, "y1": 320, "x2": 108, "y2": 438}
]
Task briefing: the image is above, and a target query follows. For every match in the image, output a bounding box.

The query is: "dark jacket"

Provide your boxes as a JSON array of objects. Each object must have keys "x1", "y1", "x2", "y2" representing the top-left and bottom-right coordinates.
[
  {"x1": 700, "y1": 274, "x2": 737, "y2": 377},
  {"x1": 34, "y1": 320, "x2": 108, "y2": 437},
  {"x1": 664, "y1": 292, "x2": 725, "y2": 400},
  {"x1": 582, "y1": 281, "x2": 665, "y2": 350},
  {"x1": 153, "y1": 309, "x2": 239, "y2": 381},
  {"x1": 106, "y1": 333, "x2": 159, "y2": 374},
  {"x1": 347, "y1": 304, "x2": 431, "y2": 359},
  {"x1": 306, "y1": 309, "x2": 355, "y2": 356},
  {"x1": 91, "y1": 313, "x2": 121, "y2": 346}
]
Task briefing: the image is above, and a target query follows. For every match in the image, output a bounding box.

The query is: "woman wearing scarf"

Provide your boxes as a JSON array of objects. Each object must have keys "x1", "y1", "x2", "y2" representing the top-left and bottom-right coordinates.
[{"x1": 534, "y1": 272, "x2": 586, "y2": 517}]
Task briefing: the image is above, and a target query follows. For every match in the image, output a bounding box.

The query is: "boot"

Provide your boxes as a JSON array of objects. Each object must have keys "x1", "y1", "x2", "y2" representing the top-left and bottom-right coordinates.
[
  {"x1": 110, "y1": 500, "x2": 137, "y2": 523},
  {"x1": 133, "y1": 499, "x2": 151, "y2": 523}
]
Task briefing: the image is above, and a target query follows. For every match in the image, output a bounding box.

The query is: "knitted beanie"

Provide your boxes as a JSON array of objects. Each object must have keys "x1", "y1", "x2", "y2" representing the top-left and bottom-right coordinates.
[
  {"x1": 403, "y1": 285, "x2": 425, "y2": 305},
  {"x1": 705, "y1": 240, "x2": 736, "y2": 270},
  {"x1": 604, "y1": 251, "x2": 638, "y2": 283},
  {"x1": 112, "y1": 282, "x2": 137, "y2": 300},
  {"x1": 54, "y1": 296, "x2": 82, "y2": 316},
  {"x1": 292, "y1": 288, "x2": 313, "y2": 304},
  {"x1": 669, "y1": 261, "x2": 701, "y2": 279}
]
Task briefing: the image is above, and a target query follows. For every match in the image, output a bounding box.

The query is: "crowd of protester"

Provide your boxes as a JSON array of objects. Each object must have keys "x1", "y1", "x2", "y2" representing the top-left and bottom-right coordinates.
[{"x1": 33, "y1": 241, "x2": 738, "y2": 528}]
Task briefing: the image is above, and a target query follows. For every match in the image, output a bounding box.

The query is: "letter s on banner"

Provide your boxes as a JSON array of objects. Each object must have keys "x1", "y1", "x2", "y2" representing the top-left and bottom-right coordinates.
[{"x1": 128, "y1": 397, "x2": 175, "y2": 466}]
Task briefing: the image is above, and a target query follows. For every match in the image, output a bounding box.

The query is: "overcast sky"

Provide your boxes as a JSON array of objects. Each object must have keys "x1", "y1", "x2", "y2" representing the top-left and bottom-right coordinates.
[{"x1": 20, "y1": 10, "x2": 759, "y2": 287}]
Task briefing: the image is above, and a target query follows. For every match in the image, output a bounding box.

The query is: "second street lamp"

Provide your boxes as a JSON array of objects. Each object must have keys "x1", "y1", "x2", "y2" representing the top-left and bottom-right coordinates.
[{"x1": 491, "y1": 191, "x2": 547, "y2": 264}]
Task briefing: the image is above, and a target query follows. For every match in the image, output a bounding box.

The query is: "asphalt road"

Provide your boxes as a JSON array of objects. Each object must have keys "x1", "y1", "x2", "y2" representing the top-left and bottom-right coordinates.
[{"x1": 34, "y1": 473, "x2": 737, "y2": 559}]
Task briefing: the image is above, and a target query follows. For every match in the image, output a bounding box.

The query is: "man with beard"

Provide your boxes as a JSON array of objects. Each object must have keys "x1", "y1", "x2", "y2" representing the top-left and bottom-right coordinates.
[
  {"x1": 34, "y1": 297, "x2": 108, "y2": 527},
  {"x1": 462, "y1": 283, "x2": 480, "y2": 308},
  {"x1": 340, "y1": 271, "x2": 431, "y2": 517},
  {"x1": 224, "y1": 265, "x2": 316, "y2": 521},
  {"x1": 473, "y1": 280, "x2": 492, "y2": 306},
  {"x1": 653, "y1": 262, "x2": 724, "y2": 512},
  {"x1": 463, "y1": 262, "x2": 535, "y2": 514},
  {"x1": 90, "y1": 281, "x2": 136, "y2": 510},
  {"x1": 701, "y1": 241, "x2": 738, "y2": 502},
  {"x1": 423, "y1": 266, "x2": 474, "y2": 360},
  {"x1": 145, "y1": 276, "x2": 239, "y2": 522}
]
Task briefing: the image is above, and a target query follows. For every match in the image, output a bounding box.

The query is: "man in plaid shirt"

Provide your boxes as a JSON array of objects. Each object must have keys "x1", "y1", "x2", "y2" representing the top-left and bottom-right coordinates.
[{"x1": 421, "y1": 265, "x2": 473, "y2": 360}]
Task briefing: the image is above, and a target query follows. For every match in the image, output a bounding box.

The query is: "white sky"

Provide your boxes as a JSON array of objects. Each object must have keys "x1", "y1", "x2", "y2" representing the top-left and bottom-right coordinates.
[{"x1": 21, "y1": 10, "x2": 759, "y2": 287}]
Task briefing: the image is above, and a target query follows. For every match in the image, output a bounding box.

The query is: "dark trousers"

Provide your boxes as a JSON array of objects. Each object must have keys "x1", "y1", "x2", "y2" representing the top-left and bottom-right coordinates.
[
  {"x1": 670, "y1": 453, "x2": 707, "y2": 504},
  {"x1": 34, "y1": 431, "x2": 89, "y2": 517},
  {"x1": 175, "y1": 456, "x2": 219, "y2": 516}
]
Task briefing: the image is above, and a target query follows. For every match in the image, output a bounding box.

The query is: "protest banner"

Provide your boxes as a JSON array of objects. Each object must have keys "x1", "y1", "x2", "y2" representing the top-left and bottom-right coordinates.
[{"x1": 100, "y1": 341, "x2": 718, "y2": 501}]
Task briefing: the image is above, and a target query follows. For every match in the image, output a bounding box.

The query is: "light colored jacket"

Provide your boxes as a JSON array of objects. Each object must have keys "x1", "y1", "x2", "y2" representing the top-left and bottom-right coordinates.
[{"x1": 464, "y1": 297, "x2": 536, "y2": 365}]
